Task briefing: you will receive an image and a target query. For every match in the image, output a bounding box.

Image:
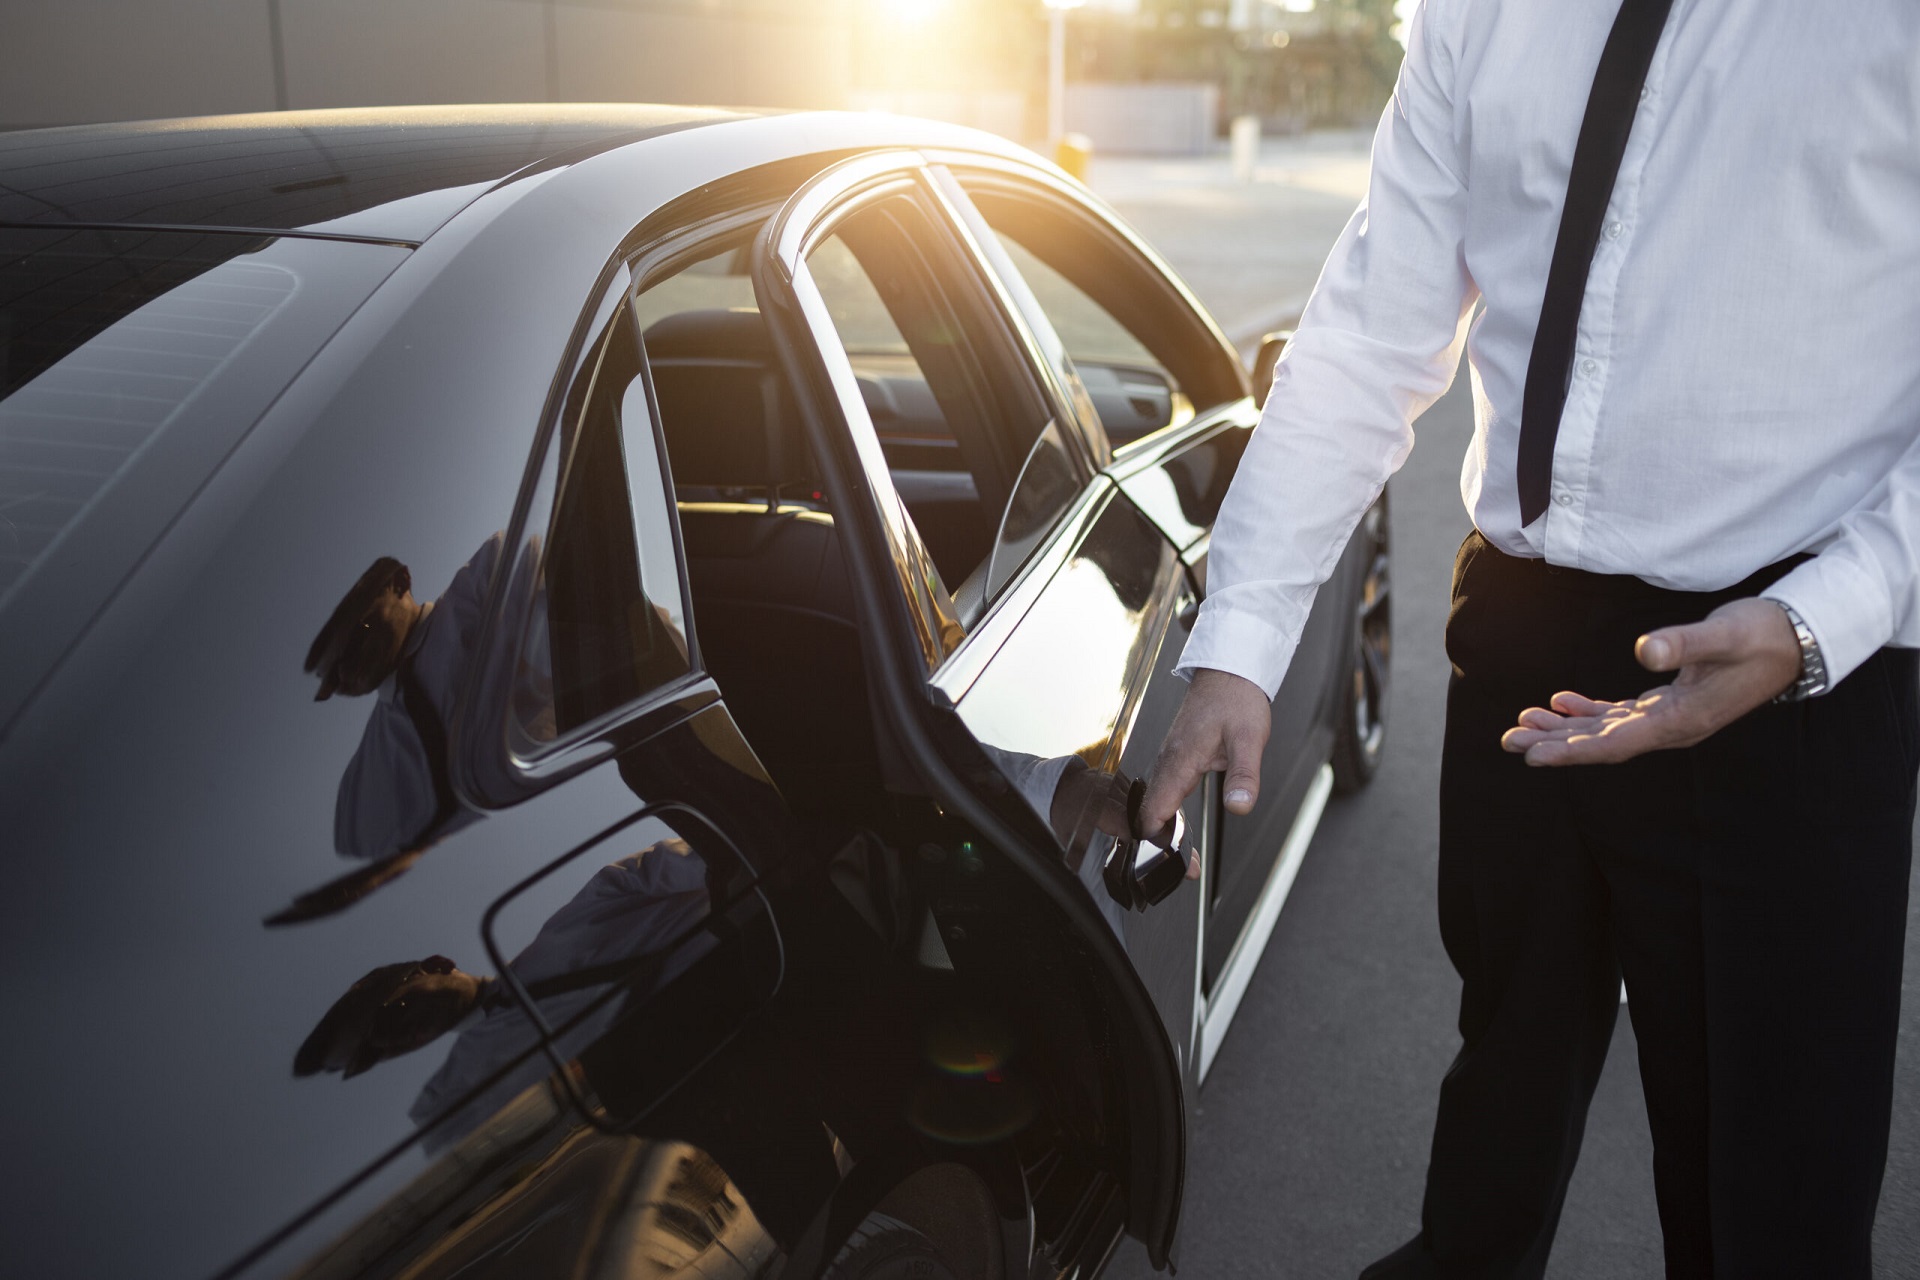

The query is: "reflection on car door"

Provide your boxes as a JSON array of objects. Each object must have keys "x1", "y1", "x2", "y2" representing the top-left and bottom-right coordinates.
[
  {"x1": 252, "y1": 267, "x2": 797, "y2": 1280},
  {"x1": 754, "y1": 155, "x2": 1209, "y2": 1069},
  {"x1": 933, "y1": 485, "x2": 1206, "y2": 1070},
  {"x1": 931, "y1": 161, "x2": 1347, "y2": 1075},
  {"x1": 748, "y1": 150, "x2": 1191, "y2": 1267}
]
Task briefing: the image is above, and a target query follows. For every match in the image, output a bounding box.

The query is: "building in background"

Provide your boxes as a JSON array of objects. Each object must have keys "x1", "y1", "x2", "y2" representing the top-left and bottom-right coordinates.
[
  {"x1": 0, "y1": 0, "x2": 857, "y2": 129},
  {"x1": 1, "y1": 0, "x2": 1401, "y2": 150},
  {"x1": 1073, "y1": 0, "x2": 1403, "y2": 134}
]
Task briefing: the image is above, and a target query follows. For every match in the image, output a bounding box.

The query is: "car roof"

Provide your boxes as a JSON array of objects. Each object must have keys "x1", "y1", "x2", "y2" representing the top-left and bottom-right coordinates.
[
  {"x1": 0, "y1": 104, "x2": 752, "y2": 243},
  {"x1": 0, "y1": 106, "x2": 1065, "y2": 741}
]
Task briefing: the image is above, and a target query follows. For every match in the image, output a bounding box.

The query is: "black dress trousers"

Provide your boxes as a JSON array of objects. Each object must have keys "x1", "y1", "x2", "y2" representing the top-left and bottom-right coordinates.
[{"x1": 1366, "y1": 532, "x2": 1917, "y2": 1279}]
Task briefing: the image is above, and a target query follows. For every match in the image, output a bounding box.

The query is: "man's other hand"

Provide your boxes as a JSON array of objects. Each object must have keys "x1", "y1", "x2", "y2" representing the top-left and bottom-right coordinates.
[
  {"x1": 1142, "y1": 668, "x2": 1272, "y2": 876},
  {"x1": 1500, "y1": 597, "x2": 1802, "y2": 766}
]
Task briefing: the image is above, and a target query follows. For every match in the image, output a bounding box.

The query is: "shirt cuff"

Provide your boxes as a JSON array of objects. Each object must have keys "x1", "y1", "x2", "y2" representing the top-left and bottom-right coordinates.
[
  {"x1": 1760, "y1": 551, "x2": 1893, "y2": 692},
  {"x1": 975, "y1": 743, "x2": 1080, "y2": 823},
  {"x1": 1176, "y1": 601, "x2": 1300, "y2": 700}
]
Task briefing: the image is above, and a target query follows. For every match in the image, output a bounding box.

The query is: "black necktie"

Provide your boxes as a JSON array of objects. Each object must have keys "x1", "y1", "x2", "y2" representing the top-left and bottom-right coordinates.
[{"x1": 1517, "y1": 0, "x2": 1676, "y2": 527}]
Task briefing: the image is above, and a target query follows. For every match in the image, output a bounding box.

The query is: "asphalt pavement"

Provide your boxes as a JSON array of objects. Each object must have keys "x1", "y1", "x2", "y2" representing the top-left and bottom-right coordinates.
[{"x1": 1088, "y1": 135, "x2": 1920, "y2": 1279}]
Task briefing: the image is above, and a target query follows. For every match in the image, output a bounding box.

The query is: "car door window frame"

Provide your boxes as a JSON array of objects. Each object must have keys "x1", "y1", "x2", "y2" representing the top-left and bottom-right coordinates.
[
  {"x1": 925, "y1": 151, "x2": 1253, "y2": 465},
  {"x1": 456, "y1": 261, "x2": 716, "y2": 807},
  {"x1": 753, "y1": 151, "x2": 1098, "y2": 667}
]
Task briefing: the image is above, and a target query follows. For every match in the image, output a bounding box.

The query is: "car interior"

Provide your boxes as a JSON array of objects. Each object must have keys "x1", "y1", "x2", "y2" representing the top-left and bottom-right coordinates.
[
  {"x1": 625, "y1": 180, "x2": 1242, "y2": 835},
  {"x1": 633, "y1": 195, "x2": 1062, "y2": 828}
]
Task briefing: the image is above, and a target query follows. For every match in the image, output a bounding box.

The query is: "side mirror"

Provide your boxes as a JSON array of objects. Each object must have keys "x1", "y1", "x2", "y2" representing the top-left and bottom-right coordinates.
[{"x1": 1251, "y1": 329, "x2": 1293, "y2": 407}]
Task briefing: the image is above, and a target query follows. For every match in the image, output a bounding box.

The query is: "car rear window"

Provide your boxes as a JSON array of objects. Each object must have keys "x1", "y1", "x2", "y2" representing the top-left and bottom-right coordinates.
[
  {"x1": 0, "y1": 227, "x2": 406, "y2": 725},
  {"x1": 1, "y1": 230, "x2": 293, "y2": 596}
]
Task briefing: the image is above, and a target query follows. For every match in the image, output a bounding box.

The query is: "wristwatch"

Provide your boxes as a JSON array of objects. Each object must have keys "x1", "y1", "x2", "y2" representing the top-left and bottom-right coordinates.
[{"x1": 1772, "y1": 602, "x2": 1829, "y2": 703}]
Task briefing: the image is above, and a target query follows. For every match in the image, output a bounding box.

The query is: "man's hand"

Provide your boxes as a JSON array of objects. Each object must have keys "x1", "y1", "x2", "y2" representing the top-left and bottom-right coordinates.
[
  {"x1": 1500, "y1": 597, "x2": 1802, "y2": 766},
  {"x1": 1142, "y1": 668, "x2": 1272, "y2": 877}
]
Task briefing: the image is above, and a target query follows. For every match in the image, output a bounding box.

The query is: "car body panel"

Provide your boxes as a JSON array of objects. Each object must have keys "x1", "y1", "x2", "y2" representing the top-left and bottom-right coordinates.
[
  {"x1": 747, "y1": 151, "x2": 1194, "y2": 1269},
  {"x1": 0, "y1": 105, "x2": 744, "y2": 241},
  {"x1": 0, "y1": 107, "x2": 1377, "y2": 1280}
]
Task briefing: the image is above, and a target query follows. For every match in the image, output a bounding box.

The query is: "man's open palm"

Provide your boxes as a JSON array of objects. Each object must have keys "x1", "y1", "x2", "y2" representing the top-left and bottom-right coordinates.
[{"x1": 1500, "y1": 597, "x2": 1803, "y2": 766}]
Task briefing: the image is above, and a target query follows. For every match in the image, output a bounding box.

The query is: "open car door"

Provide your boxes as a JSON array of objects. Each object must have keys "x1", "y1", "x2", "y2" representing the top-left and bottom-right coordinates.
[{"x1": 748, "y1": 150, "x2": 1190, "y2": 1270}]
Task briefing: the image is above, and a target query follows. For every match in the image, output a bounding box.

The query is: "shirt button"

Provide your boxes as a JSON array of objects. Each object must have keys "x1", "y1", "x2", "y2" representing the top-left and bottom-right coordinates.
[
  {"x1": 1639, "y1": 86, "x2": 1653, "y2": 102},
  {"x1": 1555, "y1": 492, "x2": 1574, "y2": 507},
  {"x1": 1579, "y1": 358, "x2": 1599, "y2": 377},
  {"x1": 1604, "y1": 220, "x2": 1624, "y2": 239}
]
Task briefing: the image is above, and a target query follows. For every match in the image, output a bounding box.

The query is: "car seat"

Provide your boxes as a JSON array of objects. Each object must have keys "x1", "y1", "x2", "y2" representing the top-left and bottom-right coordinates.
[{"x1": 643, "y1": 308, "x2": 883, "y2": 823}]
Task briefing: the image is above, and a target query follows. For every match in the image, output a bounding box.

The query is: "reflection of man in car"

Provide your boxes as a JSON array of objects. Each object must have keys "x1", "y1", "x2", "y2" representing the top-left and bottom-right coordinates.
[
  {"x1": 294, "y1": 955, "x2": 495, "y2": 1080},
  {"x1": 305, "y1": 534, "x2": 530, "y2": 860},
  {"x1": 975, "y1": 742, "x2": 1198, "y2": 928},
  {"x1": 294, "y1": 744, "x2": 1136, "y2": 1102},
  {"x1": 294, "y1": 838, "x2": 715, "y2": 1147},
  {"x1": 291, "y1": 751, "x2": 1152, "y2": 1250}
]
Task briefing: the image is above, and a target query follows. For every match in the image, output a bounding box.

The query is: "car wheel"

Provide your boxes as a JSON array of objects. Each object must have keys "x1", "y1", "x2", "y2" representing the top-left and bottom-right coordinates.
[
  {"x1": 821, "y1": 1213, "x2": 963, "y2": 1279},
  {"x1": 1331, "y1": 492, "x2": 1390, "y2": 794},
  {"x1": 818, "y1": 1163, "x2": 1004, "y2": 1280}
]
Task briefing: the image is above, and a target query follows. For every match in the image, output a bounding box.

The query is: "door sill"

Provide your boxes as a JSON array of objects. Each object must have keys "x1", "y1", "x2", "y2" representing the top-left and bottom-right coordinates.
[{"x1": 1194, "y1": 762, "x2": 1333, "y2": 1083}]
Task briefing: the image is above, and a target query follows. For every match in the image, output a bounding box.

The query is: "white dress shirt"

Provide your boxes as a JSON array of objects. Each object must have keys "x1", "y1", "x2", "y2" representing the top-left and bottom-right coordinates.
[{"x1": 1181, "y1": 0, "x2": 1920, "y2": 698}]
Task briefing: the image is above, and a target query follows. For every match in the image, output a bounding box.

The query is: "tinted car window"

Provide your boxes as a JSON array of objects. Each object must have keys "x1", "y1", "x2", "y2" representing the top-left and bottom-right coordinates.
[
  {"x1": 988, "y1": 418, "x2": 1081, "y2": 600},
  {"x1": 803, "y1": 193, "x2": 1077, "y2": 610},
  {"x1": 2, "y1": 229, "x2": 278, "y2": 598},
  {"x1": 990, "y1": 231, "x2": 1192, "y2": 443},
  {"x1": 630, "y1": 243, "x2": 758, "y2": 335},
  {"x1": 962, "y1": 184, "x2": 1246, "y2": 450},
  {"x1": 511, "y1": 286, "x2": 692, "y2": 754},
  {"x1": 0, "y1": 228, "x2": 407, "y2": 731},
  {"x1": 0, "y1": 229, "x2": 392, "y2": 602}
]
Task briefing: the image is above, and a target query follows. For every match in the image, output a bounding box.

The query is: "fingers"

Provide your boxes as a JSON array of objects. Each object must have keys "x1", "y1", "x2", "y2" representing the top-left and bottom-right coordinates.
[
  {"x1": 1143, "y1": 669, "x2": 1271, "y2": 832},
  {"x1": 1548, "y1": 690, "x2": 1609, "y2": 716},
  {"x1": 1501, "y1": 685, "x2": 1691, "y2": 765},
  {"x1": 1140, "y1": 736, "x2": 1208, "y2": 840},
  {"x1": 1522, "y1": 722, "x2": 1653, "y2": 766},
  {"x1": 1502, "y1": 698, "x2": 1611, "y2": 753},
  {"x1": 1222, "y1": 719, "x2": 1264, "y2": 815},
  {"x1": 1637, "y1": 613, "x2": 1741, "y2": 672}
]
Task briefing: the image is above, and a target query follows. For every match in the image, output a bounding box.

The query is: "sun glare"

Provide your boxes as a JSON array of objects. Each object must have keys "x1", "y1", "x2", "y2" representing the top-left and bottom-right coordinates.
[{"x1": 881, "y1": 0, "x2": 949, "y2": 21}]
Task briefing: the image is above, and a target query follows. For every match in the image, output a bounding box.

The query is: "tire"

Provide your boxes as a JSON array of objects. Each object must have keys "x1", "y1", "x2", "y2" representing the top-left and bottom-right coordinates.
[
  {"x1": 822, "y1": 1213, "x2": 963, "y2": 1280},
  {"x1": 1331, "y1": 492, "x2": 1391, "y2": 794},
  {"x1": 818, "y1": 1164, "x2": 1002, "y2": 1280}
]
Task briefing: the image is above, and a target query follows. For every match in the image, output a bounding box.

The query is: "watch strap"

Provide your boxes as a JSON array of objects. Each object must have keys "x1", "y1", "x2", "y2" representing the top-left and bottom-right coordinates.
[{"x1": 1773, "y1": 602, "x2": 1828, "y2": 703}]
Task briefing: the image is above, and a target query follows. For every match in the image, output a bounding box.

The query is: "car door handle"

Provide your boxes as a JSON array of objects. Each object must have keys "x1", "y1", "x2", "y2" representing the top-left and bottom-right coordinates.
[{"x1": 1103, "y1": 777, "x2": 1191, "y2": 912}]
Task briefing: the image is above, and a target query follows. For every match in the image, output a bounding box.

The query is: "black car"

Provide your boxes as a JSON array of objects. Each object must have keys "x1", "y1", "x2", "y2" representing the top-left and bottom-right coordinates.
[{"x1": 0, "y1": 105, "x2": 1390, "y2": 1280}]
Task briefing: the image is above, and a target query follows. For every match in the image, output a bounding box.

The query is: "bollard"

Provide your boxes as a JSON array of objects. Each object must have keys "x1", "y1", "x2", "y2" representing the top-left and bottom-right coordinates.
[
  {"x1": 1231, "y1": 114, "x2": 1260, "y2": 183},
  {"x1": 1056, "y1": 132, "x2": 1094, "y2": 181}
]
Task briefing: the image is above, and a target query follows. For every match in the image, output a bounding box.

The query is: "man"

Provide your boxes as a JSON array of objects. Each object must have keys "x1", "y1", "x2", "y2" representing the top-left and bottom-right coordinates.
[{"x1": 1141, "y1": 2, "x2": 1920, "y2": 1276}]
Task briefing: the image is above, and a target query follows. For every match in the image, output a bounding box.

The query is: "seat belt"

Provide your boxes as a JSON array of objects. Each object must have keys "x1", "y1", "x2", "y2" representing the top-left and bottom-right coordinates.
[{"x1": 1516, "y1": 0, "x2": 1677, "y2": 527}]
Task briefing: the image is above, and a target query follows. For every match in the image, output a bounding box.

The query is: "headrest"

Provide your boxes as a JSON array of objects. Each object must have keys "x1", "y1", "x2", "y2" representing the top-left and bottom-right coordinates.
[
  {"x1": 644, "y1": 308, "x2": 814, "y2": 499},
  {"x1": 643, "y1": 308, "x2": 774, "y2": 361}
]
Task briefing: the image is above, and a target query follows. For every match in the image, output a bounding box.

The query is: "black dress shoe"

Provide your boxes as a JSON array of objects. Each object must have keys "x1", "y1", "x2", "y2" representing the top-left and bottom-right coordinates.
[{"x1": 1358, "y1": 1235, "x2": 1442, "y2": 1279}]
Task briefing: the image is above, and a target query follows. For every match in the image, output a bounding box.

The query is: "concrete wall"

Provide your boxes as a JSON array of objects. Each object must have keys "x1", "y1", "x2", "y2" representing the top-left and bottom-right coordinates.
[
  {"x1": 0, "y1": 0, "x2": 855, "y2": 129},
  {"x1": 1066, "y1": 82, "x2": 1221, "y2": 156},
  {"x1": 2, "y1": 0, "x2": 282, "y2": 126},
  {"x1": 845, "y1": 89, "x2": 1029, "y2": 142}
]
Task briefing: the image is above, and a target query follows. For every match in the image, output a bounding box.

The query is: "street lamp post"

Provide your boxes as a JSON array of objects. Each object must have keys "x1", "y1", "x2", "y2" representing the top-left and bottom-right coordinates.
[{"x1": 1043, "y1": 0, "x2": 1085, "y2": 151}]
